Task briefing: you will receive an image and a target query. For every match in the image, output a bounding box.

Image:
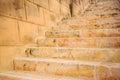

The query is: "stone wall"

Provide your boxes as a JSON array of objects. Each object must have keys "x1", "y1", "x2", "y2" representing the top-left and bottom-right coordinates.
[{"x1": 0, "y1": 0, "x2": 97, "y2": 72}]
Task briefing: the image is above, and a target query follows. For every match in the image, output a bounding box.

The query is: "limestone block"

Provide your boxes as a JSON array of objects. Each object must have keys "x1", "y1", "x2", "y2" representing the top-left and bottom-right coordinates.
[
  {"x1": 25, "y1": 1, "x2": 44, "y2": 24},
  {"x1": 61, "y1": 0, "x2": 70, "y2": 8},
  {"x1": 49, "y1": 0, "x2": 60, "y2": 14},
  {"x1": 36, "y1": 38, "x2": 120, "y2": 48},
  {"x1": 0, "y1": 46, "x2": 24, "y2": 72},
  {"x1": 14, "y1": 58, "x2": 94, "y2": 78},
  {"x1": 45, "y1": 29, "x2": 120, "y2": 38},
  {"x1": 0, "y1": 16, "x2": 19, "y2": 45},
  {"x1": 44, "y1": 10, "x2": 56, "y2": 26},
  {"x1": 10, "y1": 0, "x2": 26, "y2": 20},
  {"x1": 26, "y1": 47, "x2": 120, "y2": 62},
  {"x1": 60, "y1": 4, "x2": 70, "y2": 17},
  {"x1": 38, "y1": 26, "x2": 46, "y2": 37},
  {"x1": 96, "y1": 66, "x2": 120, "y2": 80},
  {"x1": 18, "y1": 21, "x2": 39, "y2": 44},
  {"x1": 0, "y1": 0, "x2": 11, "y2": 16},
  {"x1": 34, "y1": 0, "x2": 49, "y2": 9}
]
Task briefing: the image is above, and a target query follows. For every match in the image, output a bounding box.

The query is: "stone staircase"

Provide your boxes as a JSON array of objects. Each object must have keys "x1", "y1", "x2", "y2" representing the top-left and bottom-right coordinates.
[{"x1": 0, "y1": 0, "x2": 120, "y2": 80}]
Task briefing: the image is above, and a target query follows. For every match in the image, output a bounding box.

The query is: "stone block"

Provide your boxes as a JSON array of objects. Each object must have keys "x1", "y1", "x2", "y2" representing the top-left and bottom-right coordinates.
[
  {"x1": 0, "y1": 0, "x2": 11, "y2": 16},
  {"x1": 36, "y1": 38, "x2": 120, "y2": 48},
  {"x1": 0, "y1": 16, "x2": 19, "y2": 45},
  {"x1": 25, "y1": 1, "x2": 44, "y2": 24},
  {"x1": 18, "y1": 21, "x2": 39, "y2": 44},
  {"x1": 0, "y1": 46, "x2": 24, "y2": 72},
  {"x1": 14, "y1": 58, "x2": 94, "y2": 78},
  {"x1": 25, "y1": 47, "x2": 120, "y2": 62},
  {"x1": 96, "y1": 66, "x2": 120, "y2": 80},
  {"x1": 34, "y1": 0, "x2": 49, "y2": 9},
  {"x1": 49, "y1": 0, "x2": 60, "y2": 14},
  {"x1": 60, "y1": 4, "x2": 70, "y2": 17},
  {"x1": 44, "y1": 10, "x2": 56, "y2": 26},
  {"x1": 10, "y1": 0, "x2": 26, "y2": 20}
]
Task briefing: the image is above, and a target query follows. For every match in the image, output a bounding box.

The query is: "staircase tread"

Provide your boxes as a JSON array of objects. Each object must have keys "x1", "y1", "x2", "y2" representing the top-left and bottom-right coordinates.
[
  {"x1": 27, "y1": 47, "x2": 120, "y2": 50},
  {"x1": 15, "y1": 57, "x2": 120, "y2": 68},
  {"x1": 0, "y1": 71, "x2": 82, "y2": 80}
]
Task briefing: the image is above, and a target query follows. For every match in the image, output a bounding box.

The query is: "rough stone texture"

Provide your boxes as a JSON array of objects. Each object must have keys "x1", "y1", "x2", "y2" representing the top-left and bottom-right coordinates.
[
  {"x1": 34, "y1": 0, "x2": 49, "y2": 9},
  {"x1": 14, "y1": 58, "x2": 94, "y2": 78},
  {"x1": 0, "y1": 0, "x2": 11, "y2": 16},
  {"x1": 25, "y1": 47, "x2": 120, "y2": 62},
  {"x1": 19, "y1": 21, "x2": 39, "y2": 44},
  {"x1": 0, "y1": 46, "x2": 24, "y2": 72},
  {"x1": 49, "y1": 0, "x2": 60, "y2": 15},
  {"x1": 45, "y1": 29, "x2": 120, "y2": 38},
  {"x1": 0, "y1": 0, "x2": 120, "y2": 80},
  {"x1": 0, "y1": 16, "x2": 19, "y2": 45},
  {"x1": 10, "y1": 0, "x2": 26, "y2": 20},
  {"x1": 0, "y1": 71, "x2": 81, "y2": 80},
  {"x1": 36, "y1": 37, "x2": 120, "y2": 48},
  {"x1": 44, "y1": 10, "x2": 56, "y2": 26}
]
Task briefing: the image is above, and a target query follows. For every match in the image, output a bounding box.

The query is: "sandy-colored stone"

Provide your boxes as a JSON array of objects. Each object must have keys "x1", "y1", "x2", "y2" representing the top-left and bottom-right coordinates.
[
  {"x1": 10, "y1": 0, "x2": 26, "y2": 20},
  {"x1": 0, "y1": 46, "x2": 24, "y2": 72},
  {"x1": 0, "y1": 0, "x2": 11, "y2": 16},
  {"x1": 44, "y1": 10, "x2": 56, "y2": 26},
  {"x1": 45, "y1": 28, "x2": 120, "y2": 38},
  {"x1": 36, "y1": 37, "x2": 120, "y2": 48},
  {"x1": 34, "y1": 0, "x2": 49, "y2": 9},
  {"x1": 25, "y1": 47, "x2": 120, "y2": 62},
  {"x1": 49, "y1": 0, "x2": 60, "y2": 14},
  {"x1": 25, "y1": 1, "x2": 44, "y2": 24},
  {"x1": 96, "y1": 66, "x2": 120, "y2": 80},
  {"x1": 0, "y1": 71, "x2": 81, "y2": 80},
  {"x1": 18, "y1": 21, "x2": 39, "y2": 44},
  {"x1": 14, "y1": 58, "x2": 94, "y2": 78},
  {"x1": 0, "y1": 16, "x2": 19, "y2": 45}
]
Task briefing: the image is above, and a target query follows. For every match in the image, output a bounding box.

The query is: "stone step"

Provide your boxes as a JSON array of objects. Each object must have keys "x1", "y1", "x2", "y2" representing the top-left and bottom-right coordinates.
[
  {"x1": 0, "y1": 71, "x2": 81, "y2": 80},
  {"x1": 13, "y1": 57, "x2": 120, "y2": 79},
  {"x1": 45, "y1": 28, "x2": 120, "y2": 38},
  {"x1": 25, "y1": 47, "x2": 120, "y2": 62},
  {"x1": 35, "y1": 37, "x2": 120, "y2": 48},
  {"x1": 50, "y1": 22, "x2": 120, "y2": 31}
]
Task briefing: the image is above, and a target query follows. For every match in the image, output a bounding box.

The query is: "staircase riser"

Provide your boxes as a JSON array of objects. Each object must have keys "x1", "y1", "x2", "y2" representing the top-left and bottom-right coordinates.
[
  {"x1": 0, "y1": 75, "x2": 23, "y2": 80},
  {"x1": 36, "y1": 38, "x2": 120, "y2": 48},
  {"x1": 14, "y1": 59, "x2": 120, "y2": 79},
  {"x1": 14, "y1": 60, "x2": 94, "y2": 78},
  {"x1": 26, "y1": 48, "x2": 120, "y2": 62},
  {"x1": 50, "y1": 23, "x2": 120, "y2": 31},
  {"x1": 45, "y1": 29, "x2": 120, "y2": 38}
]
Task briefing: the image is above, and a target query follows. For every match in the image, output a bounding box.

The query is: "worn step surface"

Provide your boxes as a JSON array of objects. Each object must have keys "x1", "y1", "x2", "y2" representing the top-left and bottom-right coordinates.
[
  {"x1": 0, "y1": 71, "x2": 81, "y2": 80},
  {"x1": 45, "y1": 28, "x2": 120, "y2": 38},
  {"x1": 25, "y1": 47, "x2": 120, "y2": 62},
  {"x1": 36, "y1": 37, "x2": 120, "y2": 48},
  {"x1": 14, "y1": 58, "x2": 120, "y2": 79},
  {"x1": 50, "y1": 22, "x2": 120, "y2": 31}
]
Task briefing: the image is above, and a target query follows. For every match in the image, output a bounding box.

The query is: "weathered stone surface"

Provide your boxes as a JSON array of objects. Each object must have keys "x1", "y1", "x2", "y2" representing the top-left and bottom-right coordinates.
[
  {"x1": 36, "y1": 37, "x2": 120, "y2": 48},
  {"x1": 60, "y1": 4, "x2": 70, "y2": 17},
  {"x1": 34, "y1": 0, "x2": 49, "y2": 9},
  {"x1": 25, "y1": 1, "x2": 44, "y2": 24},
  {"x1": 0, "y1": 16, "x2": 19, "y2": 45},
  {"x1": 49, "y1": 0, "x2": 60, "y2": 14},
  {"x1": 10, "y1": 0, "x2": 26, "y2": 20},
  {"x1": 44, "y1": 10, "x2": 56, "y2": 26},
  {"x1": 45, "y1": 28, "x2": 120, "y2": 38},
  {"x1": 96, "y1": 66, "x2": 120, "y2": 80},
  {"x1": 14, "y1": 58, "x2": 94, "y2": 78},
  {"x1": 25, "y1": 47, "x2": 120, "y2": 62},
  {"x1": 0, "y1": 71, "x2": 81, "y2": 80},
  {"x1": 0, "y1": 0, "x2": 11, "y2": 16},
  {"x1": 0, "y1": 46, "x2": 24, "y2": 72},
  {"x1": 18, "y1": 21, "x2": 39, "y2": 44}
]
